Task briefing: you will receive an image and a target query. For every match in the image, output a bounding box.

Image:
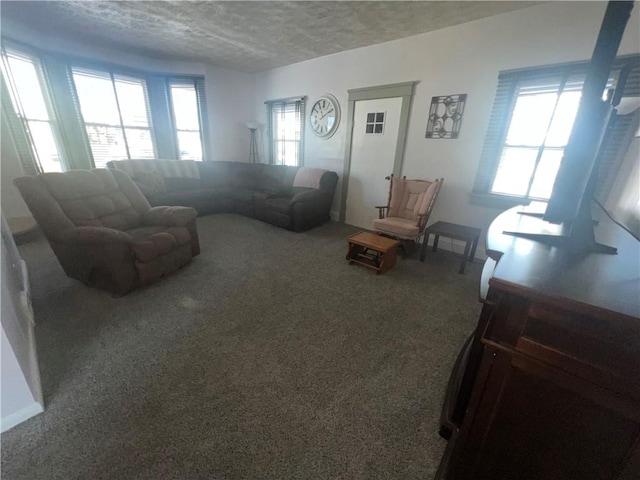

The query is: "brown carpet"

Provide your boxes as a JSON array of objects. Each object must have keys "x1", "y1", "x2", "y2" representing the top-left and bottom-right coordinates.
[{"x1": 1, "y1": 214, "x2": 482, "y2": 479}]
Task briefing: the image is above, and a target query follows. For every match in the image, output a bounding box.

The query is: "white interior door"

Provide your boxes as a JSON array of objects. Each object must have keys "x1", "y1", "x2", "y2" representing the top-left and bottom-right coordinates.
[{"x1": 345, "y1": 97, "x2": 403, "y2": 229}]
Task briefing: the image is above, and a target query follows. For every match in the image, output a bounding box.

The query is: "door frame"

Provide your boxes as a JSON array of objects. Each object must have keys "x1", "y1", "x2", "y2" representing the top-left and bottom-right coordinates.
[{"x1": 339, "y1": 81, "x2": 417, "y2": 222}]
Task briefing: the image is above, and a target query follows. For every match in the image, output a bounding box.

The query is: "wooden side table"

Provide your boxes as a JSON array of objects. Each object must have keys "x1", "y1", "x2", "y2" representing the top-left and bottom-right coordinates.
[
  {"x1": 420, "y1": 221, "x2": 480, "y2": 274},
  {"x1": 346, "y1": 231, "x2": 400, "y2": 274}
]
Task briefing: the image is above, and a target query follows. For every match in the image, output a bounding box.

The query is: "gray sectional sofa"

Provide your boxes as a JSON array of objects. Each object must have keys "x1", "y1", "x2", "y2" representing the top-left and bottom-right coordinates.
[{"x1": 106, "y1": 160, "x2": 339, "y2": 232}]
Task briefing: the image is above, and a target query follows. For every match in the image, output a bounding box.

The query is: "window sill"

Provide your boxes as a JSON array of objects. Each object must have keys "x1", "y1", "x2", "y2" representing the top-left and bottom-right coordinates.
[{"x1": 468, "y1": 192, "x2": 532, "y2": 210}]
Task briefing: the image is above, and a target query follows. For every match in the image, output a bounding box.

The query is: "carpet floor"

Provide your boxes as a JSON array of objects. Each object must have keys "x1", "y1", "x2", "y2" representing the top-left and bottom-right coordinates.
[{"x1": 1, "y1": 214, "x2": 482, "y2": 480}]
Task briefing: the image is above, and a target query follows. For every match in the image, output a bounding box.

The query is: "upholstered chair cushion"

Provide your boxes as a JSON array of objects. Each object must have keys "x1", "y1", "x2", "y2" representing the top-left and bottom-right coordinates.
[
  {"x1": 371, "y1": 217, "x2": 420, "y2": 239},
  {"x1": 388, "y1": 179, "x2": 437, "y2": 221}
]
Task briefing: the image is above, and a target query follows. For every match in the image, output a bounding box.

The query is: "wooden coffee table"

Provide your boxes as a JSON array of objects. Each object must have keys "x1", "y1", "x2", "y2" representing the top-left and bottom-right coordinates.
[{"x1": 346, "y1": 231, "x2": 400, "y2": 274}]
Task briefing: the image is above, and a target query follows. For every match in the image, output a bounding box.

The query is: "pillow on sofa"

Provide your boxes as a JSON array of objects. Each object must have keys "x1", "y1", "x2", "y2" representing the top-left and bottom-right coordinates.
[{"x1": 136, "y1": 170, "x2": 166, "y2": 196}]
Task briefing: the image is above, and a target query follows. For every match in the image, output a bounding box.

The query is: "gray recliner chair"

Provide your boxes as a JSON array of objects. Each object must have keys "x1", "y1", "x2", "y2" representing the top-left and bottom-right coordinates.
[{"x1": 14, "y1": 168, "x2": 200, "y2": 296}]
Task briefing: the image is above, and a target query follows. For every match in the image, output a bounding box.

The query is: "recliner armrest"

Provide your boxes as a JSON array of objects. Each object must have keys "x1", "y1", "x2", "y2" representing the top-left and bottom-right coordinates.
[
  {"x1": 290, "y1": 189, "x2": 329, "y2": 204},
  {"x1": 57, "y1": 226, "x2": 134, "y2": 245},
  {"x1": 141, "y1": 206, "x2": 198, "y2": 227}
]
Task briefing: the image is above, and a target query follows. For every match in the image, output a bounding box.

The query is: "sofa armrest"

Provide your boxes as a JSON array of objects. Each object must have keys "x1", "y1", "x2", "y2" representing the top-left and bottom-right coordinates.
[
  {"x1": 141, "y1": 206, "x2": 198, "y2": 227},
  {"x1": 57, "y1": 226, "x2": 134, "y2": 245},
  {"x1": 290, "y1": 189, "x2": 330, "y2": 205}
]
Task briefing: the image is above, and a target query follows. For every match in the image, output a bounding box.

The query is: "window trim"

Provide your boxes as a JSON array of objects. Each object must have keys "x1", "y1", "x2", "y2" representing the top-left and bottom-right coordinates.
[{"x1": 470, "y1": 54, "x2": 640, "y2": 208}]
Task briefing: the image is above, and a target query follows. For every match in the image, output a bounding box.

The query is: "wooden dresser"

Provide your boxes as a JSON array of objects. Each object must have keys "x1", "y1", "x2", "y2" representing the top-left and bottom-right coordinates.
[{"x1": 437, "y1": 204, "x2": 640, "y2": 479}]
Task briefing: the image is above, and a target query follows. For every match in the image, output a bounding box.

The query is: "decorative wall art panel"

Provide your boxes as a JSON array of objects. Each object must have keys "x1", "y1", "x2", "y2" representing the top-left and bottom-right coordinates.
[{"x1": 425, "y1": 94, "x2": 467, "y2": 139}]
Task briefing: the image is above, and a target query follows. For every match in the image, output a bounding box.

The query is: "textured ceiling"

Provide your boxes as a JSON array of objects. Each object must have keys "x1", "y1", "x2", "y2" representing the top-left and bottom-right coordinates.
[{"x1": 1, "y1": 1, "x2": 540, "y2": 73}]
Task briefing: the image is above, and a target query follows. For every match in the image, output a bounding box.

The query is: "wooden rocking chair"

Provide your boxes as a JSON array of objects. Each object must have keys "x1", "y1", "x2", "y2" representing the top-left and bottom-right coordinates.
[{"x1": 372, "y1": 175, "x2": 443, "y2": 256}]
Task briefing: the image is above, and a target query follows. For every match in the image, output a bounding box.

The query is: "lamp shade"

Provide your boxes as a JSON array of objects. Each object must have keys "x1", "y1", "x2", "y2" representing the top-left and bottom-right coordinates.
[{"x1": 246, "y1": 121, "x2": 259, "y2": 130}]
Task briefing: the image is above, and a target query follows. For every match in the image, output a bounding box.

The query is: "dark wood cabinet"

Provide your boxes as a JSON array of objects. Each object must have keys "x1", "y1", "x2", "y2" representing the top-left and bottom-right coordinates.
[{"x1": 437, "y1": 204, "x2": 640, "y2": 480}]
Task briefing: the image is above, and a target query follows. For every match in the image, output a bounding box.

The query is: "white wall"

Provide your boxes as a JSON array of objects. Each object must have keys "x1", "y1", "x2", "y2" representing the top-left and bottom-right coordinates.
[
  {"x1": 254, "y1": 2, "x2": 640, "y2": 236},
  {"x1": 1, "y1": 216, "x2": 43, "y2": 432},
  {"x1": 0, "y1": 18, "x2": 255, "y2": 220},
  {"x1": 606, "y1": 132, "x2": 640, "y2": 237}
]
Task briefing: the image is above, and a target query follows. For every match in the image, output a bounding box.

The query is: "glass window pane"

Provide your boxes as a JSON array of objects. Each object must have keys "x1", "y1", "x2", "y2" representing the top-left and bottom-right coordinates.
[
  {"x1": 28, "y1": 121, "x2": 63, "y2": 172},
  {"x1": 125, "y1": 128, "x2": 155, "y2": 159},
  {"x1": 177, "y1": 131, "x2": 202, "y2": 161},
  {"x1": 491, "y1": 147, "x2": 538, "y2": 196},
  {"x1": 545, "y1": 91, "x2": 581, "y2": 147},
  {"x1": 73, "y1": 70, "x2": 121, "y2": 125},
  {"x1": 171, "y1": 83, "x2": 200, "y2": 131},
  {"x1": 115, "y1": 77, "x2": 150, "y2": 127},
  {"x1": 276, "y1": 140, "x2": 298, "y2": 167},
  {"x1": 5, "y1": 55, "x2": 50, "y2": 121},
  {"x1": 85, "y1": 125, "x2": 128, "y2": 168},
  {"x1": 505, "y1": 92, "x2": 557, "y2": 146},
  {"x1": 529, "y1": 149, "x2": 563, "y2": 200}
]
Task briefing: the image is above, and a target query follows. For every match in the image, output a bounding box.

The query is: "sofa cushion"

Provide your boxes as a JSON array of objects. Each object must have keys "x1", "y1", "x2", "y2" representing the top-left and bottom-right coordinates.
[
  {"x1": 259, "y1": 165, "x2": 296, "y2": 194},
  {"x1": 136, "y1": 170, "x2": 166, "y2": 196},
  {"x1": 229, "y1": 162, "x2": 260, "y2": 189},
  {"x1": 108, "y1": 159, "x2": 200, "y2": 179},
  {"x1": 197, "y1": 161, "x2": 234, "y2": 187},
  {"x1": 263, "y1": 197, "x2": 292, "y2": 215},
  {"x1": 164, "y1": 177, "x2": 204, "y2": 192},
  {"x1": 231, "y1": 189, "x2": 257, "y2": 204},
  {"x1": 40, "y1": 170, "x2": 143, "y2": 231},
  {"x1": 127, "y1": 226, "x2": 191, "y2": 262}
]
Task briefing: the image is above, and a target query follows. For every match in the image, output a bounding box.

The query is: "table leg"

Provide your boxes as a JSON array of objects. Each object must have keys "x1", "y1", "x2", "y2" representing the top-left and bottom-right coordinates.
[
  {"x1": 459, "y1": 240, "x2": 472, "y2": 274},
  {"x1": 469, "y1": 235, "x2": 479, "y2": 263},
  {"x1": 420, "y1": 233, "x2": 430, "y2": 262},
  {"x1": 432, "y1": 234, "x2": 440, "y2": 252}
]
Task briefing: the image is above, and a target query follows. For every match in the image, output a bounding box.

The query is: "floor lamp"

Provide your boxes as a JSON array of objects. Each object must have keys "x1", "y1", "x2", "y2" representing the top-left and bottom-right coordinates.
[{"x1": 246, "y1": 121, "x2": 259, "y2": 163}]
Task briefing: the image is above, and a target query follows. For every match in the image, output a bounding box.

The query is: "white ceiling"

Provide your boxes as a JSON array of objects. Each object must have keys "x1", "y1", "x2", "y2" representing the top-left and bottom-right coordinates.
[{"x1": 1, "y1": 1, "x2": 541, "y2": 73}]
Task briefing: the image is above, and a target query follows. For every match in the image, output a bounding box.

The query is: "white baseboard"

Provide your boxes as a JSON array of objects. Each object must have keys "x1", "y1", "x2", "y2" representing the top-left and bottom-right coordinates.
[{"x1": 1, "y1": 402, "x2": 43, "y2": 433}]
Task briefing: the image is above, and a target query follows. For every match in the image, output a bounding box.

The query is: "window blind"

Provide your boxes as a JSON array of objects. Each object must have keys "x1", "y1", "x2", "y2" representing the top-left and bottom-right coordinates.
[
  {"x1": 472, "y1": 54, "x2": 640, "y2": 202},
  {"x1": 265, "y1": 96, "x2": 306, "y2": 166},
  {"x1": 72, "y1": 67, "x2": 155, "y2": 167}
]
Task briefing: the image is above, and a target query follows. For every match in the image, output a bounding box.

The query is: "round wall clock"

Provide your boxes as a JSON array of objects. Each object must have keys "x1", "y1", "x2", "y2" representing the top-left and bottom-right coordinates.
[{"x1": 310, "y1": 94, "x2": 340, "y2": 138}]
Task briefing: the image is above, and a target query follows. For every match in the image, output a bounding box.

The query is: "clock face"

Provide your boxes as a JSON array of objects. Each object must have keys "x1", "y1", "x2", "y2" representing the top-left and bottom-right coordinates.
[{"x1": 310, "y1": 95, "x2": 340, "y2": 138}]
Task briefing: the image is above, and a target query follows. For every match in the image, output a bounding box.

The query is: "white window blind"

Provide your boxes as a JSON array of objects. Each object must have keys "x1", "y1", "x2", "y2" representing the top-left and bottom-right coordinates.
[
  {"x1": 72, "y1": 68, "x2": 155, "y2": 168},
  {"x1": 1, "y1": 48, "x2": 66, "y2": 173},
  {"x1": 266, "y1": 97, "x2": 306, "y2": 166}
]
